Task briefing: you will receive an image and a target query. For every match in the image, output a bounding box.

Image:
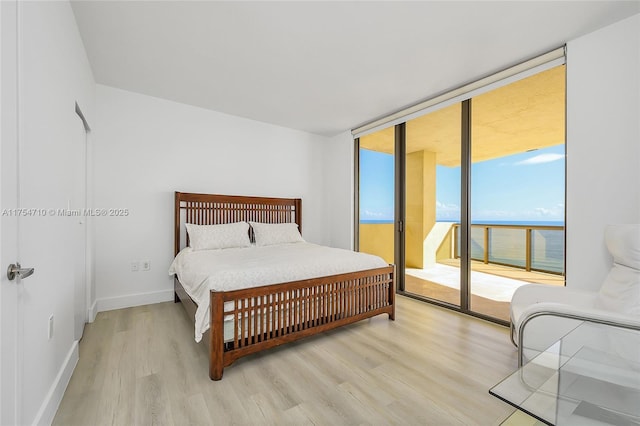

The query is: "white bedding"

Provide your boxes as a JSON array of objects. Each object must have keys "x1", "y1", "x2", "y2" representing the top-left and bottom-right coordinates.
[{"x1": 168, "y1": 242, "x2": 388, "y2": 342}]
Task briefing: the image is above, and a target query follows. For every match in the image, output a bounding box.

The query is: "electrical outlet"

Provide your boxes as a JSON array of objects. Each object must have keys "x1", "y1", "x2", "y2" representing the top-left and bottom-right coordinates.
[
  {"x1": 141, "y1": 260, "x2": 150, "y2": 271},
  {"x1": 48, "y1": 315, "x2": 54, "y2": 340},
  {"x1": 131, "y1": 261, "x2": 139, "y2": 272}
]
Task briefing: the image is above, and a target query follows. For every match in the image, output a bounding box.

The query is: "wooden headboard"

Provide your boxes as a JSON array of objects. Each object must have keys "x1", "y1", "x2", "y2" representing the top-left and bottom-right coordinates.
[{"x1": 174, "y1": 192, "x2": 302, "y2": 255}]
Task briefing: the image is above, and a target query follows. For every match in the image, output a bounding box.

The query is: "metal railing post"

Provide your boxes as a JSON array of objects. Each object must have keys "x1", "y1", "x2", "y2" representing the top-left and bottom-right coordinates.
[
  {"x1": 483, "y1": 226, "x2": 489, "y2": 264},
  {"x1": 525, "y1": 227, "x2": 532, "y2": 272}
]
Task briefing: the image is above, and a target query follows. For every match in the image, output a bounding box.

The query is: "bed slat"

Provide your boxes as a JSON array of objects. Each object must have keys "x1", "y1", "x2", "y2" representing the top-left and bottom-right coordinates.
[{"x1": 214, "y1": 266, "x2": 394, "y2": 376}]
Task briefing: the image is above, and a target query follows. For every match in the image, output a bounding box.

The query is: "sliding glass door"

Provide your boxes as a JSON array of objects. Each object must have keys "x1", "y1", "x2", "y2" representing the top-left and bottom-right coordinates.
[
  {"x1": 356, "y1": 64, "x2": 566, "y2": 323},
  {"x1": 403, "y1": 103, "x2": 461, "y2": 307},
  {"x1": 357, "y1": 128, "x2": 395, "y2": 266},
  {"x1": 469, "y1": 66, "x2": 566, "y2": 321}
]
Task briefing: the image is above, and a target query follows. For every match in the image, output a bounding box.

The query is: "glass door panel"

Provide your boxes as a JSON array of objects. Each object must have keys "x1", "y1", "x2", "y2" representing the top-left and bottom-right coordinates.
[
  {"x1": 359, "y1": 128, "x2": 395, "y2": 265},
  {"x1": 404, "y1": 103, "x2": 461, "y2": 306},
  {"x1": 470, "y1": 65, "x2": 566, "y2": 321}
]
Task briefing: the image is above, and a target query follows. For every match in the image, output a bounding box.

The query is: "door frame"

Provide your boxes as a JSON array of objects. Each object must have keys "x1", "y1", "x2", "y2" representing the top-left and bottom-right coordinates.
[
  {"x1": 1, "y1": 0, "x2": 23, "y2": 423},
  {"x1": 71, "y1": 111, "x2": 87, "y2": 340},
  {"x1": 73, "y1": 107, "x2": 90, "y2": 341},
  {"x1": 394, "y1": 123, "x2": 406, "y2": 292}
]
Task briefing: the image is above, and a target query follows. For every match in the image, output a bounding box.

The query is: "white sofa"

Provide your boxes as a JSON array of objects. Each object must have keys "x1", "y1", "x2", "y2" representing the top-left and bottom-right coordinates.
[{"x1": 510, "y1": 224, "x2": 640, "y2": 366}]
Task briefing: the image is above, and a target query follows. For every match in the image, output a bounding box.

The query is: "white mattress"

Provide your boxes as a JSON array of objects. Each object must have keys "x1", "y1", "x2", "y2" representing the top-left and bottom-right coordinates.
[{"x1": 168, "y1": 242, "x2": 388, "y2": 342}]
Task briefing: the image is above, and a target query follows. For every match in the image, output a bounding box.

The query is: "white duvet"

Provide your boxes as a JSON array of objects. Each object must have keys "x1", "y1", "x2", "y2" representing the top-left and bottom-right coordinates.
[{"x1": 168, "y1": 242, "x2": 388, "y2": 342}]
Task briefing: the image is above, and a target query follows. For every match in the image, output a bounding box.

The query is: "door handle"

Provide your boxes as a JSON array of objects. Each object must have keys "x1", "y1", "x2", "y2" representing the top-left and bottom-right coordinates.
[{"x1": 7, "y1": 263, "x2": 35, "y2": 281}]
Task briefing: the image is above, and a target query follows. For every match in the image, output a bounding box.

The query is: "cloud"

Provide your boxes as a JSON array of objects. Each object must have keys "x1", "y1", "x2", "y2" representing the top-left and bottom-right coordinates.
[
  {"x1": 530, "y1": 206, "x2": 564, "y2": 219},
  {"x1": 534, "y1": 207, "x2": 553, "y2": 216},
  {"x1": 515, "y1": 153, "x2": 565, "y2": 166},
  {"x1": 436, "y1": 201, "x2": 461, "y2": 220},
  {"x1": 363, "y1": 209, "x2": 384, "y2": 218},
  {"x1": 436, "y1": 201, "x2": 460, "y2": 211}
]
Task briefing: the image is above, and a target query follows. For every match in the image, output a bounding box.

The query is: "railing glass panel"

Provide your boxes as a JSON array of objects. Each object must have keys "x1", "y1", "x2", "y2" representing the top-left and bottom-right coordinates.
[
  {"x1": 488, "y1": 227, "x2": 526, "y2": 268},
  {"x1": 470, "y1": 226, "x2": 486, "y2": 262},
  {"x1": 531, "y1": 228, "x2": 564, "y2": 274}
]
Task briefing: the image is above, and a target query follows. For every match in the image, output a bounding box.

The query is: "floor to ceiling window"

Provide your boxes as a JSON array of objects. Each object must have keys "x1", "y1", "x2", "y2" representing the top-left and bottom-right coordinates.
[
  {"x1": 404, "y1": 103, "x2": 461, "y2": 307},
  {"x1": 469, "y1": 66, "x2": 566, "y2": 321},
  {"x1": 355, "y1": 56, "x2": 566, "y2": 324},
  {"x1": 357, "y1": 128, "x2": 395, "y2": 265}
]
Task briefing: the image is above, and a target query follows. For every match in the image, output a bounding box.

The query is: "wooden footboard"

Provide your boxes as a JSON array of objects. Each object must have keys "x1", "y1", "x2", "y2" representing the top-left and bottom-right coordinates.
[{"x1": 209, "y1": 265, "x2": 395, "y2": 380}]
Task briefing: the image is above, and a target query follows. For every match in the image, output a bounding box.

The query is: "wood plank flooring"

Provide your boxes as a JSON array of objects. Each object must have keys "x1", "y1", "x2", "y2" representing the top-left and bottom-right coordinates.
[
  {"x1": 53, "y1": 295, "x2": 519, "y2": 425},
  {"x1": 404, "y1": 274, "x2": 512, "y2": 321}
]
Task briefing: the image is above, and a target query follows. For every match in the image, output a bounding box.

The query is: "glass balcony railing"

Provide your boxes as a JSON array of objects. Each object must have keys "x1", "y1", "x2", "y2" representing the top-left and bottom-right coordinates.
[{"x1": 453, "y1": 224, "x2": 564, "y2": 275}]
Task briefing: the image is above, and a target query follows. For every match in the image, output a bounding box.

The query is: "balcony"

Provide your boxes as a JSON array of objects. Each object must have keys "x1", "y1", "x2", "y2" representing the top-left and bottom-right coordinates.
[{"x1": 360, "y1": 222, "x2": 565, "y2": 322}]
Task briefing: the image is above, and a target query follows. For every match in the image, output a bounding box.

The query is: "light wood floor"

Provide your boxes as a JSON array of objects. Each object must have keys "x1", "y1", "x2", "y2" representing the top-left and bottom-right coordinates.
[{"x1": 54, "y1": 296, "x2": 519, "y2": 425}]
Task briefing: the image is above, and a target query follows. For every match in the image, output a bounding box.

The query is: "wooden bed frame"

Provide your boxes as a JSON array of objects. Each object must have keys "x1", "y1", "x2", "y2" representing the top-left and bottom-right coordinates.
[{"x1": 174, "y1": 191, "x2": 395, "y2": 380}]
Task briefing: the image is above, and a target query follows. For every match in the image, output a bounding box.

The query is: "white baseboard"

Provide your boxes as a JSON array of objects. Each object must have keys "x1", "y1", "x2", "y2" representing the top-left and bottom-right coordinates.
[
  {"x1": 87, "y1": 299, "x2": 98, "y2": 323},
  {"x1": 96, "y1": 289, "x2": 174, "y2": 313},
  {"x1": 32, "y1": 341, "x2": 79, "y2": 426}
]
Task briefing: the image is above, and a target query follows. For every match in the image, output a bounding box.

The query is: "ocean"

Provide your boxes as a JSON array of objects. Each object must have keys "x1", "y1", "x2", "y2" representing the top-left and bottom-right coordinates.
[{"x1": 360, "y1": 219, "x2": 564, "y2": 226}]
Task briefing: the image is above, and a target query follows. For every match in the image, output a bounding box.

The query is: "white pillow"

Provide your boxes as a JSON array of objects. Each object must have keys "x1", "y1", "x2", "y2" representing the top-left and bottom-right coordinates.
[
  {"x1": 185, "y1": 222, "x2": 251, "y2": 250},
  {"x1": 249, "y1": 221, "x2": 304, "y2": 246},
  {"x1": 605, "y1": 224, "x2": 640, "y2": 270},
  {"x1": 596, "y1": 224, "x2": 640, "y2": 315},
  {"x1": 596, "y1": 264, "x2": 640, "y2": 315}
]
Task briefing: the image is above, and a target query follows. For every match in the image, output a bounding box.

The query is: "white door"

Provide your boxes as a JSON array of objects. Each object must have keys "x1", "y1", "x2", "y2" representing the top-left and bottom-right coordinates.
[
  {"x1": 1, "y1": 1, "x2": 22, "y2": 424},
  {"x1": 73, "y1": 115, "x2": 87, "y2": 341},
  {"x1": 1, "y1": 2, "x2": 85, "y2": 422}
]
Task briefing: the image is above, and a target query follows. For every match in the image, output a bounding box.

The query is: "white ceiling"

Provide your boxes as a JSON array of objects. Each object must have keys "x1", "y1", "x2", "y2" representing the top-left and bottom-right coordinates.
[{"x1": 71, "y1": 1, "x2": 639, "y2": 136}]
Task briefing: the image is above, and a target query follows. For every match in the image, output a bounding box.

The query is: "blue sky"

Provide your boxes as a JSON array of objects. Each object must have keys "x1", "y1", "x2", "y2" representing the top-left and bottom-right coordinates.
[
  {"x1": 359, "y1": 149, "x2": 396, "y2": 220},
  {"x1": 360, "y1": 144, "x2": 565, "y2": 223}
]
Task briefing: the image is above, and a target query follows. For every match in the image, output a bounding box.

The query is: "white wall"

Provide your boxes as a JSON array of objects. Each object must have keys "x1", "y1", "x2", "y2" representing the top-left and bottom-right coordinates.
[
  {"x1": 93, "y1": 85, "x2": 328, "y2": 310},
  {"x1": 5, "y1": 2, "x2": 95, "y2": 424},
  {"x1": 323, "y1": 131, "x2": 354, "y2": 250},
  {"x1": 566, "y1": 14, "x2": 640, "y2": 291}
]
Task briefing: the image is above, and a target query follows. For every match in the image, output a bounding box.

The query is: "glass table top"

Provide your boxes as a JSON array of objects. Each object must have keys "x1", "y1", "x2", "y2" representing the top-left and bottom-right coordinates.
[{"x1": 490, "y1": 322, "x2": 640, "y2": 425}]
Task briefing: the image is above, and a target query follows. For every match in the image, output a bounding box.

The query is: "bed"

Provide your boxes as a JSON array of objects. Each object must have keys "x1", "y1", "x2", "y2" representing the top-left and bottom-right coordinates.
[{"x1": 172, "y1": 192, "x2": 395, "y2": 380}]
